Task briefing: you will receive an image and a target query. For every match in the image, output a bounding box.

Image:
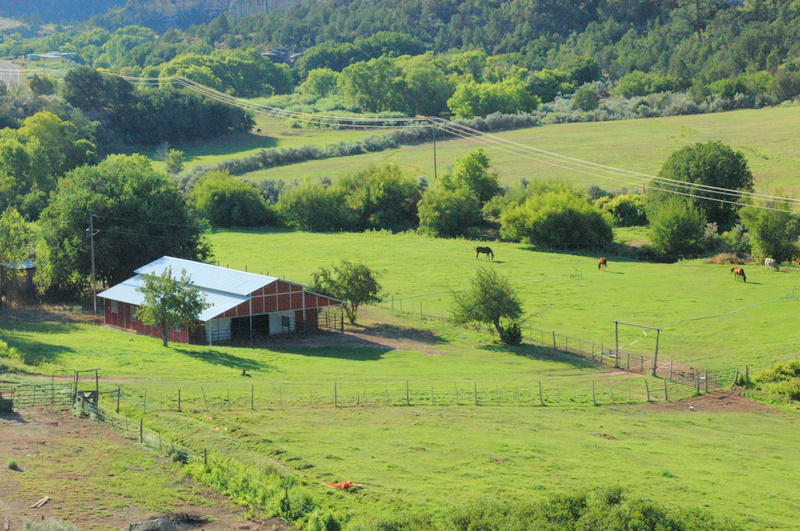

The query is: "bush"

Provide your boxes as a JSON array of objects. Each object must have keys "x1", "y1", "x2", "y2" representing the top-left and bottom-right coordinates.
[
  {"x1": 23, "y1": 519, "x2": 79, "y2": 531},
  {"x1": 500, "y1": 190, "x2": 613, "y2": 250},
  {"x1": 276, "y1": 181, "x2": 355, "y2": 232},
  {"x1": 418, "y1": 187, "x2": 483, "y2": 237},
  {"x1": 704, "y1": 253, "x2": 747, "y2": 265},
  {"x1": 648, "y1": 197, "x2": 707, "y2": 260},
  {"x1": 8, "y1": 459, "x2": 19, "y2": 470},
  {"x1": 338, "y1": 164, "x2": 422, "y2": 232},
  {"x1": 739, "y1": 202, "x2": 800, "y2": 263},
  {"x1": 595, "y1": 193, "x2": 647, "y2": 226},
  {"x1": 572, "y1": 85, "x2": 600, "y2": 111},
  {"x1": 720, "y1": 224, "x2": 751, "y2": 256},
  {"x1": 498, "y1": 322, "x2": 522, "y2": 345},
  {"x1": 191, "y1": 172, "x2": 275, "y2": 227},
  {"x1": 755, "y1": 359, "x2": 800, "y2": 400}
]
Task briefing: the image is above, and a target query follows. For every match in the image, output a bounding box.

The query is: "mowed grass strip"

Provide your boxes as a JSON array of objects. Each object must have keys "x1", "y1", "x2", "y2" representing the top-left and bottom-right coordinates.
[
  {"x1": 209, "y1": 229, "x2": 800, "y2": 369},
  {"x1": 143, "y1": 404, "x2": 800, "y2": 529},
  {"x1": 242, "y1": 105, "x2": 800, "y2": 195}
]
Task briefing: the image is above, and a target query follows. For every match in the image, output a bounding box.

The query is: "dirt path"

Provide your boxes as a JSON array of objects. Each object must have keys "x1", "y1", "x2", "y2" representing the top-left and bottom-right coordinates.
[
  {"x1": 639, "y1": 389, "x2": 780, "y2": 413},
  {"x1": 0, "y1": 408, "x2": 292, "y2": 530}
]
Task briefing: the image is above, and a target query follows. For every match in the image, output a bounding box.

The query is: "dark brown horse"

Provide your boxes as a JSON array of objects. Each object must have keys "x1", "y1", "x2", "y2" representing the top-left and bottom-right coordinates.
[
  {"x1": 475, "y1": 246, "x2": 494, "y2": 260},
  {"x1": 731, "y1": 267, "x2": 746, "y2": 282},
  {"x1": 597, "y1": 257, "x2": 608, "y2": 270}
]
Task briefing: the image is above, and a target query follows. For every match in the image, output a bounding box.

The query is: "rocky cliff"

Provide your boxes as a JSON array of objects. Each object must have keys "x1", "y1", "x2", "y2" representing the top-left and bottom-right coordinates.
[{"x1": 138, "y1": 0, "x2": 307, "y2": 18}]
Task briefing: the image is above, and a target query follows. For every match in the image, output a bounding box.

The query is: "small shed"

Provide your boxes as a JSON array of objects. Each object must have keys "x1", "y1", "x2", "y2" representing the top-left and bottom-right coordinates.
[{"x1": 98, "y1": 256, "x2": 343, "y2": 345}]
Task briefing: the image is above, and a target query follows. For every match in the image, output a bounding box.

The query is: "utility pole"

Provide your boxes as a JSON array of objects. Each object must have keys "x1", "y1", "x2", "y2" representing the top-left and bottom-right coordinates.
[
  {"x1": 432, "y1": 124, "x2": 438, "y2": 181},
  {"x1": 89, "y1": 213, "x2": 97, "y2": 314}
]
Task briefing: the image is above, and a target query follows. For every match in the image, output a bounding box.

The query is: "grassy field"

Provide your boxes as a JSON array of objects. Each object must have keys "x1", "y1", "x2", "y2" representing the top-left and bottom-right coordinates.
[
  {"x1": 207, "y1": 228, "x2": 800, "y2": 370},
  {"x1": 235, "y1": 105, "x2": 800, "y2": 195},
  {"x1": 147, "y1": 115, "x2": 375, "y2": 173},
  {"x1": 2, "y1": 306, "x2": 798, "y2": 528}
]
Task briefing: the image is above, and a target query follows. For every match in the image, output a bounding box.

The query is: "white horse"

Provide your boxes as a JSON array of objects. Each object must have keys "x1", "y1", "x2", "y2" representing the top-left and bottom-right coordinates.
[{"x1": 764, "y1": 257, "x2": 778, "y2": 270}]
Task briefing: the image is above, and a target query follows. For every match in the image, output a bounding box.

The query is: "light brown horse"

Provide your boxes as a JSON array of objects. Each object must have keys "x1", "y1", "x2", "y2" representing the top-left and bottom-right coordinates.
[
  {"x1": 597, "y1": 257, "x2": 608, "y2": 270},
  {"x1": 731, "y1": 267, "x2": 746, "y2": 282}
]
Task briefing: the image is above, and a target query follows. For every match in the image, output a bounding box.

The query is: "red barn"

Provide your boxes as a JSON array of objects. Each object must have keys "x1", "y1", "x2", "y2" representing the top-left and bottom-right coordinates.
[{"x1": 98, "y1": 256, "x2": 343, "y2": 344}]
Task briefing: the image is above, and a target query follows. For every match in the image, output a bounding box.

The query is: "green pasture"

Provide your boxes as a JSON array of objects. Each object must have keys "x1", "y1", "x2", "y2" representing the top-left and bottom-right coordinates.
[
  {"x1": 2, "y1": 306, "x2": 799, "y2": 528},
  {"x1": 209, "y1": 228, "x2": 800, "y2": 370},
  {"x1": 239, "y1": 105, "x2": 800, "y2": 195},
  {"x1": 147, "y1": 115, "x2": 374, "y2": 173}
]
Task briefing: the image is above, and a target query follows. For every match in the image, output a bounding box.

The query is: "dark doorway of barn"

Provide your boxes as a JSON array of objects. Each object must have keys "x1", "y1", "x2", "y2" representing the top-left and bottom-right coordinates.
[{"x1": 230, "y1": 315, "x2": 270, "y2": 343}]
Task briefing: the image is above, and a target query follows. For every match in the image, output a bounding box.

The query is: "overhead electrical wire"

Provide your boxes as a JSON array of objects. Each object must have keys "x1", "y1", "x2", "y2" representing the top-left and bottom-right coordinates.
[{"x1": 5, "y1": 66, "x2": 797, "y2": 213}]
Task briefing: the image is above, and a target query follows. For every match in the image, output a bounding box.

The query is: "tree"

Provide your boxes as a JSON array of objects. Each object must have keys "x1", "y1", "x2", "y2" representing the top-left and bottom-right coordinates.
[
  {"x1": 572, "y1": 85, "x2": 600, "y2": 111},
  {"x1": 311, "y1": 261, "x2": 381, "y2": 325},
  {"x1": 0, "y1": 208, "x2": 32, "y2": 309},
  {"x1": 654, "y1": 141, "x2": 754, "y2": 231},
  {"x1": 452, "y1": 268, "x2": 523, "y2": 345},
  {"x1": 648, "y1": 197, "x2": 707, "y2": 260},
  {"x1": 29, "y1": 74, "x2": 55, "y2": 96},
  {"x1": 417, "y1": 186, "x2": 483, "y2": 237},
  {"x1": 500, "y1": 190, "x2": 613, "y2": 250},
  {"x1": 739, "y1": 202, "x2": 800, "y2": 263},
  {"x1": 36, "y1": 154, "x2": 211, "y2": 291},
  {"x1": 339, "y1": 57, "x2": 407, "y2": 112},
  {"x1": 299, "y1": 68, "x2": 340, "y2": 98},
  {"x1": 165, "y1": 149, "x2": 184, "y2": 176},
  {"x1": 191, "y1": 171, "x2": 273, "y2": 227},
  {"x1": 442, "y1": 148, "x2": 501, "y2": 204},
  {"x1": 135, "y1": 267, "x2": 209, "y2": 346}
]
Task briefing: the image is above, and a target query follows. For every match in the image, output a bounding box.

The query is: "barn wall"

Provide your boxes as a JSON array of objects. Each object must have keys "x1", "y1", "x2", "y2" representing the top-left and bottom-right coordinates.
[{"x1": 103, "y1": 300, "x2": 191, "y2": 344}]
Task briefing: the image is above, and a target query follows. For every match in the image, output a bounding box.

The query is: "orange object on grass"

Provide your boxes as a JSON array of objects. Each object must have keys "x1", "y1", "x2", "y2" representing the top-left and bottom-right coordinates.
[{"x1": 326, "y1": 481, "x2": 356, "y2": 489}]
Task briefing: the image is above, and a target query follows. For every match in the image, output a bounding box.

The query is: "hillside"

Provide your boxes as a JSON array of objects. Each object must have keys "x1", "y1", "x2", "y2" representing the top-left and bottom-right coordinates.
[
  {"x1": 0, "y1": 1, "x2": 125, "y2": 22},
  {"x1": 196, "y1": 105, "x2": 800, "y2": 197}
]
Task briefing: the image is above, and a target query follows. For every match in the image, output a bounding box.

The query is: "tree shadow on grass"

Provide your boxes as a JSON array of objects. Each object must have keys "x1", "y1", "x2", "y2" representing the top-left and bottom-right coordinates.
[
  {"x1": 261, "y1": 345, "x2": 391, "y2": 362},
  {"x1": 480, "y1": 343, "x2": 597, "y2": 369},
  {"x1": 355, "y1": 323, "x2": 448, "y2": 345},
  {"x1": 173, "y1": 348, "x2": 273, "y2": 372},
  {"x1": 0, "y1": 411, "x2": 27, "y2": 423}
]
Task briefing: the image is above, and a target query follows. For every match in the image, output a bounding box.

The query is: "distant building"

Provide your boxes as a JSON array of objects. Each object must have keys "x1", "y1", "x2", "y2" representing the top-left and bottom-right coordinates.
[{"x1": 98, "y1": 256, "x2": 342, "y2": 345}]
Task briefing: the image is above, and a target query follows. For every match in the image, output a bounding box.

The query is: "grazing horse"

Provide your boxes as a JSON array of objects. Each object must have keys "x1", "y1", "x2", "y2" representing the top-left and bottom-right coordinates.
[
  {"x1": 597, "y1": 257, "x2": 608, "y2": 270},
  {"x1": 731, "y1": 267, "x2": 747, "y2": 282},
  {"x1": 764, "y1": 257, "x2": 778, "y2": 270},
  {"x1": 475, "y1": 246, "x2": 494, "y2": 260}
]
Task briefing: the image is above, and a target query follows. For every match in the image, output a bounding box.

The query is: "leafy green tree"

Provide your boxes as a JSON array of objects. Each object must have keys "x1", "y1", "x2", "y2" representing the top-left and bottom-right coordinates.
[
  {"x1": 36, "y1": 154, "x2": 211, "y2": 291},
  {"x1": 527, "y1": 68, "x2": 574, "y2": 102},
  {"x1": 500, "y1": 190, "x2": 613, "y2": 249},
  {"x1": 397, "y1": 54, "x2": 454, "y2": 115},
  {"x1": 648, "y1": 197, "x2": 707, "y2": 260},
  {"x1": 442, "y1": 148, "x2": 501, "y2": 204},
  {"x1": 165, "y1": 149, "x2": 184, "y2": 176},
  {"x1": 191, "y1": 172, "x2": 273, "y2": 227},
  {"x1": 654, "y1": 141, "x2": 754, "y2": 230},
  {"x1": 311, "y1": 261, "x2": 381, "y2": 325},
  {"x1": 0, "y1": 208, "x2": 32, "y2": 309},
  {"x1": 417, "y1": 187, "x2": 483, "y2": 237},
  {"x1": 447, "y1": 79, "x2": 539, "y2": 118},
  {"x1": 739, "y1": 202, "x2": 800, "y2": 263},
  {"x1": 299, "y1": 68, "x2": 340, "y2": 98},
  {"x1": 572, "y1": 85, "x2": 600, "y2": 111},
  {"x1": 452, "y1": 268, "x2": 523, "y2": 344},
  {"x1": 276, "y1": 180, "x2": 355, "y2": 232},
  {"x1": 339, "y1": 164, "x2": 422, "y2": 231},
  {"x1": 339, "y1": 57, "x2": 407, "y2": 112},
  {"x1": 594, "y1": 194, "x2": 648, "y2": 227},
  {"x1": 135, "y1": 267, "x2": 209, "y2": 346},
  {"x1": 29, "y1": 74, "x2": 55, "y2": 96}
]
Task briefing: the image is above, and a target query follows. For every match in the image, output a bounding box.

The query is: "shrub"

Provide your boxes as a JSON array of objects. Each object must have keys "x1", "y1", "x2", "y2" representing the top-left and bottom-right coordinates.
[
  {"x1": 755, "y1": 359, "x2": 800, "y2": 400},
  {"x1": 0, "y1": 339, "x2": 22, "y2": 361},
  {"x1": 595, "y1": 193, "x2": 647, "y2": 226},
  {"x1": 572, "y1": 85, "x2": 600, "y2": 111},
  {"x1": 648, "y1": 197, "x2": 706, "y2": 260},
  {"x1": 720, "y1": 224, "x2": 751, "y2": 256},
  {"x1": 739, "y1": 202, "x2": 800, "y2": 263},
  {"x1": 704, "y1": 253, "x2": 747, "y2": 265},
  {"x1": 338, "y1": 163, "x2": 422, "y2": 232},
  {"x1": 8, "y1": 459, "x2": 19, "y2": 470},
  {"x1": 191, "y1": 171, "x2": 275, "y2": 227},
  {"x1": 276, "y1": 181, "x2": 355, "y2": 232},
  {"x1": 417, "y1": 187, "x2": 483, "y2": 237},
  {"x1": 500, "y1": 190, "x2": 613, "y2": 250},
  {"x1": 23, "y1": 519, "x2": 79, "y2": 531}
]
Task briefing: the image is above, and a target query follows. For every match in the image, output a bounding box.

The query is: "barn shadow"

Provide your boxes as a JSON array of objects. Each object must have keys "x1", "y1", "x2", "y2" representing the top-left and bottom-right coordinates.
[
  {"x1": 480, "y1": 343, "x2": 596, "y2": 369},
  {"x1": 173, "y1": 348, "x2": 272, "y2": 372}
]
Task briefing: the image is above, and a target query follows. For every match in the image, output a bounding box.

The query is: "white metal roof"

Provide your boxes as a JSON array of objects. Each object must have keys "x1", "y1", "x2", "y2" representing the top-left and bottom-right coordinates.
[
  {"x1": 135, "y1": 256, "x2": 277, "y2": 296},
  {"x1": 98, "y1": 274, "x2": 249, "y2": 322}
]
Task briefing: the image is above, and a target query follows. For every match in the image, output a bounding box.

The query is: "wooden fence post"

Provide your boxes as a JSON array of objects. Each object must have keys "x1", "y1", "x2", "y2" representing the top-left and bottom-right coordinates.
[
  {"x1": 139, "y1": 417, "x2": 143, "y2": 443},
  {"x1": 334, "y1": 381, "x2": 338, "y2": 408},
  {"x1": 538, "y1": 381, "x2": 544, "y2": 406},
  {"x1": 116, "y1": 387, "x2": 120, "y2": 413},
  {"x1": 552, "y1": 331, "x2": 557, "y2": 349},
  {"x1": 664, "y1": 379, "x2": 669, "y2": 401},
  {"x1": 645, "y1": 379, "x2": 651, "y2": 402},
  {"x1": 203, "y1": 448, "x2": 207, "y2": 465},
  {"x1": 406, "y1": 381, "x2": 410, "y2": 406},
  {"x1": 592, "y1": 381, "x2": 596, "y2": 406},
  {"x1": 704, "y1": 370, "x2": 708, "y2": 393},
  {"x1": 178, "y1": 389, "x2": 181, "y2": 412},
  {"x1": 473, "y1": 381, "x2": 478, "y2": 406}
]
